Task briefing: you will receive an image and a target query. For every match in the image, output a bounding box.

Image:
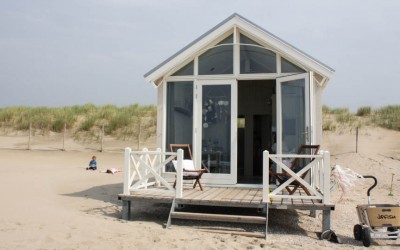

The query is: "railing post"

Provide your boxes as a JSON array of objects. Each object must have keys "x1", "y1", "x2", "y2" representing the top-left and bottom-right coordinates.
[
  {"x1": 176, "y1": 149, "x2": 183, "y2": 198},
  {"x1": 155, "y1": 148, "x2": 161, "y2": 187},
  {"x1": 143, "y1": 148, "x2": 149, "y2": 189},
  {"x1": 263, "y1": 150, "x2": 269, "y2": 203},
  {"x1": 124, "y1": 147, "x2": 132, "y2": 195},
  {"x1": 323, "y1": 151, "x2": 331, "y2": 204}
]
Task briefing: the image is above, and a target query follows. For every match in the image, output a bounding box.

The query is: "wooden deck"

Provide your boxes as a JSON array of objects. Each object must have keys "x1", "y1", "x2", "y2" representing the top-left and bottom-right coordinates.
[{"x1": 118, "y1": 186, "x2": 335, "y2": 210}]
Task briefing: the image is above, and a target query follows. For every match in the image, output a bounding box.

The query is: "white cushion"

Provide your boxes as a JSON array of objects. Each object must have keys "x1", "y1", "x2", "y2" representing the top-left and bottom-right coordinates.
[{"x1": 172, "y1": 160, "x2": 196, "y2": 171}]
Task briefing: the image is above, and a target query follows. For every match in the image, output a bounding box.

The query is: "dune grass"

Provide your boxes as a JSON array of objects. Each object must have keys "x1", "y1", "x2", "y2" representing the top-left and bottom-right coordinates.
[
  {"x1": 0, "y1": 104, "x2": 399, "y2": 140},
  {"x1": 0, "y1": 104, "x2": 157, "y2": 140},
  {"x1": 322, "y1": 105, "x2": 400, "y2": 132}
]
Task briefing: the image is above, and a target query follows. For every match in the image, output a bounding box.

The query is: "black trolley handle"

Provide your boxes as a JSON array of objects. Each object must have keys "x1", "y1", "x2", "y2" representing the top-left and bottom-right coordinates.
[{"x1": 363, "y1": 175, "x2": 377, "y2": 205}]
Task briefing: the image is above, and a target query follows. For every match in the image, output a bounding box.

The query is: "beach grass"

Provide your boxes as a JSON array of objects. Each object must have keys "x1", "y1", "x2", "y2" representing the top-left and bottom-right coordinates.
[
  {"x1": 0, "y1": 104, "x2": 399, "y2": 139},
  {"x1": 0, "y1": 104, "x2": 157, "y2": 139},
  {"x1": 322, "y1": 105, "x2": 400, "y2": 131}
]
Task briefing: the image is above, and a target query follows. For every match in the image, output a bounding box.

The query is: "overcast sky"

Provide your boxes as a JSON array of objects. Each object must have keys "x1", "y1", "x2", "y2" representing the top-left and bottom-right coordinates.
[{"x1": 0, "y1": 0, "x2": 399, "y2": 110}]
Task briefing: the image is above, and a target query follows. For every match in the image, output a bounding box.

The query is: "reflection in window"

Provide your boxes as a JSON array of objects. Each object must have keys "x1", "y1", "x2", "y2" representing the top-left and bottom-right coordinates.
[
  {"x1": 202, "y1": 85, "x2": 231, "y2": 174},
  {"x1": 281, "y1": 79, "x2": 306, "y2": 154},
  {"x1": 199, "y1": 35, "x2": 233, "y2": 75},
  {"x1": 172, "y1": 61, "x2": 194, "y2": 76},
  {"x1": 281, "y1": 57, "x2": 306, "y2": 73},
  {"x1": 240, "y1": 34, "x2": 276, "y2": 74},
  {"x1": 166, "y1": 82, "x2": 193, "y2": 171}
]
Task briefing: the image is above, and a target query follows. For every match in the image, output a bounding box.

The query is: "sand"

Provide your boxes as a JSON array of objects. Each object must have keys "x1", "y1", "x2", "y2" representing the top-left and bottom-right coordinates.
[{"x1": 0, "y1": 126, "x2": 399, "y2": 249}]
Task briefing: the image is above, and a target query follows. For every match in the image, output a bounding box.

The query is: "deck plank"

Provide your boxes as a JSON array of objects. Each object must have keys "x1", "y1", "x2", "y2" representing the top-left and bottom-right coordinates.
[
  {"x1": 194, "y1": 188, "x2": 225, "y2": 200},
  {"x1": 201, "y1": 188, "x2": 229, "y2": 202},
  {"x1": 182, "y1": 188, "x2": 199, "y2": 198},
  {"x1": 212, "y1": 188, "x2": 236, "y2": 200},
  {"x1": 183, "y1": 189, "x2": 205, "y2": 199},
  {"x1": 220, "y1": 188, "x2": 242, "y2": 201},
  {"x1": 230, "y1": 188, "x2": 252, "y2": 203},
  {"x1": 250, "y1": 190, "x2": 263, "y2": 204},
  {"x1": 238, "y1": 189, "x2": 258, "y2": 204}
]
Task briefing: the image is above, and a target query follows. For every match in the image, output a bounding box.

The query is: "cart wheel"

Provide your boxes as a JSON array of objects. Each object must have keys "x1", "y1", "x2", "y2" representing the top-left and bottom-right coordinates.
[
  {"x1": 362, "y1": 228, "x2": 371, "y2": 247},
  {"x1": 388, "y1": 227, "x2": 398, "y2": 240},
  {"x1": 353, "y1": 224, "x2": 363, "y2": 241}
]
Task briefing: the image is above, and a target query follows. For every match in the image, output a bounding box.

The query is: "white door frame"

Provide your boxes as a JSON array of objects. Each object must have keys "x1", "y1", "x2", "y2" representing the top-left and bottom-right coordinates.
[
  {"x1": 276, "y1": 73, "x2": 311, "y2": 155},
  {"x1": 194, "y1": 79, "x2": 237, "y2": 184}
]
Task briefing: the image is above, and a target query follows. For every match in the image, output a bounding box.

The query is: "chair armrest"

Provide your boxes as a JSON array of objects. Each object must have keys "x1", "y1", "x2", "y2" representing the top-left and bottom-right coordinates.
[
  {"x1": 201, "y1": 162, "x2": 210, "y2": 173},
  {"x1": 183, "y1": 169, "x2": 207, "y2": 173}
]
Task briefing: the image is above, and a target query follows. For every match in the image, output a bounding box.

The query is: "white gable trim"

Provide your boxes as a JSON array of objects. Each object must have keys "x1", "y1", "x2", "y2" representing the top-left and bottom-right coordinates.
[{"x1": 144, "y1": 14, "x2": 334, "y2": 85}]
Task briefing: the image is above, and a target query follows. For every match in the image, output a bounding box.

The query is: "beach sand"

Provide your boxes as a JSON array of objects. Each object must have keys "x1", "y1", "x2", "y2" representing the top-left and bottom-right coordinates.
[{"x1": 0, "y1": 126, "x2": 399, "y2": 249}]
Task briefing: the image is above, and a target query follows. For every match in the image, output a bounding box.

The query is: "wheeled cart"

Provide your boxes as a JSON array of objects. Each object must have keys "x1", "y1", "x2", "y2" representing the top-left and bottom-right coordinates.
[{"x1": 353, "y1": 176, "x2": 400, "y2": 247}]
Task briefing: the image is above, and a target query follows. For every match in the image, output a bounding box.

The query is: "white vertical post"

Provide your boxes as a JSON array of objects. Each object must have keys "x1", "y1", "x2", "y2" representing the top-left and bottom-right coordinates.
[
  {"x1": 323, "y1": 151, "x2": 331, "y2": 204},
  {"x1": 319, "y1": 151, "x2": 324, "y2": 190},
  {"x1": 143, "y1": 148, "x2": 148, "y2": 189},
  {"x1": 176, "y1": 149, "x2": 183, "y2": 198},
  {"x1": 263, "y1": 150, "x2": 270, "y2": 203},
  {"x1": 124, "y1": 147, "x2": 132, "y2": 195},
  {"x1": 156, "y1": 148, "x2": 161, "y2": 187}
]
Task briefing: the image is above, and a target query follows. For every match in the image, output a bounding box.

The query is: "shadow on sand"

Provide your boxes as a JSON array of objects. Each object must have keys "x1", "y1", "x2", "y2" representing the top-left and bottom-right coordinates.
[
  {"x1": 62, "y1": 183, "x2": 171, "y2": 227},
  {"x1": 62, "y1": 183, "x2": 321, "y2": 237}
]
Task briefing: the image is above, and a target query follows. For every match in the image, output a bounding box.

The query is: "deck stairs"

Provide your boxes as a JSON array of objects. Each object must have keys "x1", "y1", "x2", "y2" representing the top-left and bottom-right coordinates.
[{"x1": 167, "y1": 199, "x2": 269, "y2": 238}]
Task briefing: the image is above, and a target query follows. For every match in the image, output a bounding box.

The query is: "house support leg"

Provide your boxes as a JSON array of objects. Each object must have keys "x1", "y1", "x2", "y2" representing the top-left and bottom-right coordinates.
[
  {"x1": 309, "y1": 210, "x2": 316, "y2": 218},
  {"x1": 322, "y1": 209, "x2": 331, "y2": 232},
  {"x1": 122, "y1": 200, "x2": 131, "y2": 220}
]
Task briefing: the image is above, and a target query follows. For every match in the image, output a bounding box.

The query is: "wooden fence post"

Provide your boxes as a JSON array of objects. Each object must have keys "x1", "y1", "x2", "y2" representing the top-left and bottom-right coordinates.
[
  {"x1": 62, "y1": 122, "x2": 66, "y2": 151},
  {"x1": 28, "y1": 122, "x2": 32, "y2": 150},
  {"x1": 356, "y1": 127, "x2": 359, "y2": 153},
  {"x1": 137, "y1": 118, "x2": 142, "y2": 150},
  {"x1": 100, "y1": 125, "x2": 105, "y2": 152}
]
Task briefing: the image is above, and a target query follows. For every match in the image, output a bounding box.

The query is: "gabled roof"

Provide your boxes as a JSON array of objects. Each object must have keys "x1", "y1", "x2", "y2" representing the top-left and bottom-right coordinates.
[{"x1": 144, "y1": 13, "x2": 334, "y2": 84}]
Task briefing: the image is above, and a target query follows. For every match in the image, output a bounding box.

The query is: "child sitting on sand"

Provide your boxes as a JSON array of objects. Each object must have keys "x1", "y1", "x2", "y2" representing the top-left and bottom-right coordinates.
[{"x1": 86, "y1": 156, "x2": 97, "y2": 170}]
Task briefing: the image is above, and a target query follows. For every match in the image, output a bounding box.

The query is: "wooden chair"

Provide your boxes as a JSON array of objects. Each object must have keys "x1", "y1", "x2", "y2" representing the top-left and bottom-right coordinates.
[
  {"x1": 170, "y1": 144, "x2": 208, "y2": 191},
  {"x1": 270, "y1": 144, "x2": 320, "y2": 196}
]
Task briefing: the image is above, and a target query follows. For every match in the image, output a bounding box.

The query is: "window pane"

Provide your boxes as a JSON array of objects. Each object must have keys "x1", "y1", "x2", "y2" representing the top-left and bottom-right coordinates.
[
  {"x1": 201, "y1": 85, "x2": 231, "y2": 174},
  {"x1": 281, "y1": 79, "x2": 306, "y2": 154},
  {"x1": 199, "y1": 35, "x2": 233, "y2": 75},
  {"x1": 240, "y1": 34, "x2": 276, "y2": 74},
  {"x1": 281, "y1": 57, "x2": 306, "y2": 73},
  {"x1": 166, "y1": 82, "x2": 193, "y2": 170},
  {"x1": 172, "y1": 61, "x2": 194, "y2": 76}
]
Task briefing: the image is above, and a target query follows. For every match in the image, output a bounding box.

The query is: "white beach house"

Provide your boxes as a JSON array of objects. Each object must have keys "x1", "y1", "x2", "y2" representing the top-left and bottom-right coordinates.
[
  {"x1": 144, "y1": 13, "x2": 334, "y2": 185},
  {"x1": 120, "y1": 13, "x2": 335, "y2": 235}
]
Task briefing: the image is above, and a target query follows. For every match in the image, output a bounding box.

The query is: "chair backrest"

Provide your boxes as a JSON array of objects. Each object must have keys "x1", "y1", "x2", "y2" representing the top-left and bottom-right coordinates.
[
  {"x1": 170, "y1": 144, "x2": 193, "y2": 160},
  {"x1": 291, "y1": 144, "x2": 320, "y2": 172}
]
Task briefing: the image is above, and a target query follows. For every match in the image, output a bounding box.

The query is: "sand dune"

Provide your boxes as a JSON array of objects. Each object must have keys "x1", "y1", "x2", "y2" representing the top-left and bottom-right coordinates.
[{"x1": 0, "y1": 126, "x2": 399, "y2": 249}]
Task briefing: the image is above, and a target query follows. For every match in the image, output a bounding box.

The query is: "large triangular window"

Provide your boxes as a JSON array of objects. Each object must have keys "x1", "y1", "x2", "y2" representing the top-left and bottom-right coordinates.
[
  {"x1": 240, "y1": 34, "x2": 276, "y2": 74},
  {"x1": 281, "y1": 57, "x2": 306, "y2": 73},
  {"x1": 198, "y1": 35, "x2": 233, "y2": 75},
  {"x1": 172, "y1": 60, "x2": 194, "y2": 76}
]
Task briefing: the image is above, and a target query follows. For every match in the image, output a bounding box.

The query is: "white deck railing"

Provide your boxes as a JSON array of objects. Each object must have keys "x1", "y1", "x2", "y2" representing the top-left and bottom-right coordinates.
[
  {"x1": 262, "y1": 150, "x2": 331, "y2": 204},
  {"x1": 123, "y1": 148, "x2": 331, "y2": 204},
  {"x1": 123, "y1": 147, "x2": 184, "y2": 198}
]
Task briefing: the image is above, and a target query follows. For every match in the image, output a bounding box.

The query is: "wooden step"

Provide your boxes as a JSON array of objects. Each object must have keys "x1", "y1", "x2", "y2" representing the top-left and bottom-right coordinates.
[
  {"x1": 194, "y1": 228, "x2": 265, "y2": 238},
  {"x1": 170, "y1": 211, "x2": 267, "y2": 224}
]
